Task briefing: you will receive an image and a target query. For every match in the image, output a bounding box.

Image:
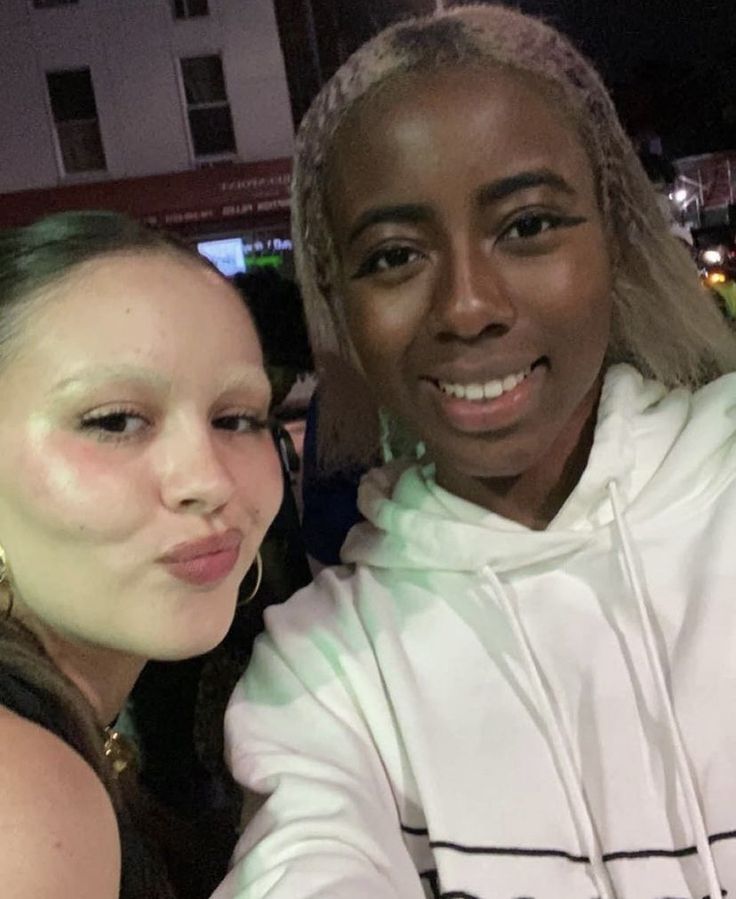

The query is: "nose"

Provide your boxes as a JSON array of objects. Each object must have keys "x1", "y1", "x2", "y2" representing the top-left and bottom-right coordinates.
[
  {"x1": 156, "y1": 420, "x2": 236, "y2": 516},
  {"x1": 431, "y1": 238, "x2": 516, "y2": 340}
]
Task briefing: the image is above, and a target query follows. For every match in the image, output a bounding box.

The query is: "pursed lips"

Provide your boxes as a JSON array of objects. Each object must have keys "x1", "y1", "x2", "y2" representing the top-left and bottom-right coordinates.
[{"x1": 158, "y1": 528, "x2": 243, "y2": 564}]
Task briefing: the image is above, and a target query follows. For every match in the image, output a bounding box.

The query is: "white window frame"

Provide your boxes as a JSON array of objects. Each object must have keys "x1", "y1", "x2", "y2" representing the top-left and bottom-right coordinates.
[
  {"x1": 177, "y1": 53, "x2": 238, "y2": 164},
  {"x1": 45, "y1": 67, "x2": 107, "y2": 179}
]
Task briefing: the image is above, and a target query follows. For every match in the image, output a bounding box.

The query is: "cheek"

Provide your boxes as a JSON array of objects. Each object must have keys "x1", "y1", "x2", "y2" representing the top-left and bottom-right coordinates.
[
  {"x1": 234, "y1": 440, "x2": 283, "y2": 526},
  {"x1": 6, "y1": 434, "x2": 142, "y2": 537},
  {"x1": 345, "y1": 284, "x2": 420, "y2": 378},
  {"x1": 513, "y1": 240, "x2": 613, "y2": 338}
]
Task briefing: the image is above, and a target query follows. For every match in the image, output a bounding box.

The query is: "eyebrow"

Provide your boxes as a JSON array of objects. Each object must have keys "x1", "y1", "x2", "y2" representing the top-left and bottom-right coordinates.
[
  {"x1": 219, "y1": 368, "x2": 272, "y2": 399},
  {"x1": 49, "y1": 364, "x2": 271, "y2": 398},
  {"x1": 50, "y1": 365, "x2": 167, "y2": 395},
  {"x1": 346, "y1": 204, "x2": 430, "y2": 247},
  {"x1": 345, "y1": 168, "x2": 576, "y2": 248},
  {"x1": 476, "y1": 168, "x2": 576, "y2": 205}
]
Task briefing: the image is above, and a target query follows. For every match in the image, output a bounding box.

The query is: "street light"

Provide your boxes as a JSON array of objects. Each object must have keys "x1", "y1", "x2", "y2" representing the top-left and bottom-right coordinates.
[
  {"x1": 703, "y1": 249, "x2": 724, "y2": 265},
  {"x1": 672, "y1": 188, "x2": 688, "y2": 204}
]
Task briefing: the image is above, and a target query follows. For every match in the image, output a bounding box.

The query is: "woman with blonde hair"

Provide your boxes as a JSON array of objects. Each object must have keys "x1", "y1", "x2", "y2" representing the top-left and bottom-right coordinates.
[{"x1": 217, "y1": 6, "x2": 736, "y2": 899}]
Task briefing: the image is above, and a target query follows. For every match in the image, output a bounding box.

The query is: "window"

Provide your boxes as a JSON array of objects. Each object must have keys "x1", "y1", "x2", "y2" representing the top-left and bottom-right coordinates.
[
  {"x1": 46, "y1": 68, "x2": 106, "y2": 174},
  {"x1": 33, "y1": 0, "x2": 79, "y2": 7},
  {"x1": 172, "y1": 0, "x2": 209, "y2": 19},
  {"x1": 180, "y1": 55, "x2": 236, "y2": 158}
]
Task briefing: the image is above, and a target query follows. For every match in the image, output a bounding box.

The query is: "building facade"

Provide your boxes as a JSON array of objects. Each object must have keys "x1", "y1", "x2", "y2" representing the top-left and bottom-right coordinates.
[
  {"x1": 1, "y1": 0, "x2": 293, "y2": 192},
  {"x1": 0, "y1": 0, "x2": 296, "y2": 272}
]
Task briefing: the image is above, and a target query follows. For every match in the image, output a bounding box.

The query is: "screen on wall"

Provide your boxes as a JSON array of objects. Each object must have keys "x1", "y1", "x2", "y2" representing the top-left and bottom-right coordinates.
[{"x1": 196, "y1": 237, "x2": 246, "y2": 277}]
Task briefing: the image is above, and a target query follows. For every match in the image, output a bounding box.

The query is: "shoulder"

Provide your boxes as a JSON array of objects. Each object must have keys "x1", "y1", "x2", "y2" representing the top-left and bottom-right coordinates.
[
  {"x1": 260, "y1": 562, "x2": 395, "y2": 650},
  {"x1": 0, "y1": 706, "x2": 120, "y2": 899},
  {"x1": 693, "y1": 371, "x2": 736, "y2": 417},
  {"x1": 682, "y1": 372, "x2": 736, "y2": 454},
  {"x1": 260, "y1": 565, "x2": 364, "y2": 650},
  {"x1": 242, "y1": 566, "x2": 387, "y2": 702}
]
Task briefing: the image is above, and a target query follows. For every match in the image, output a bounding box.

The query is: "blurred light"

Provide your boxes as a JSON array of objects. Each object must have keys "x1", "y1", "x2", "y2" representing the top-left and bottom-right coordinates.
[
  {"x1": 707, "y1": 271, "x2": 727, "y2": 285},
  {"x1": 673, "y1": 188, "x2": 688, "y2": 204},
  {"x1": 703, "y1": 249, "x2": 724, "y2": 265}
]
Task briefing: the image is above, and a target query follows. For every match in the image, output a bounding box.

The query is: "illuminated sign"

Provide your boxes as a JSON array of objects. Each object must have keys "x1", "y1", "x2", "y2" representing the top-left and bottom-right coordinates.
[{"x1": 197, "y1": 237, "x2": 246, "y2": 276}]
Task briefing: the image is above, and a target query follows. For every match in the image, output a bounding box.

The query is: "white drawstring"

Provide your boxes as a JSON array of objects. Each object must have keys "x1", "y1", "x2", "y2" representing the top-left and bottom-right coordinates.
[
  {"x1": 481, "y1": 565, "x2": 617, "y2": 899},
  {"x1": 608, "y1": 480, "x2": 722, "y2": 899}
]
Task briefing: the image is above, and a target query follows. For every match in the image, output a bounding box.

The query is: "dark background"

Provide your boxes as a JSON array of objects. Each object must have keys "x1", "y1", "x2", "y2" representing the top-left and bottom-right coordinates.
[{"x1": 273, "y1": 0, "x2": 736, "y2": 157}]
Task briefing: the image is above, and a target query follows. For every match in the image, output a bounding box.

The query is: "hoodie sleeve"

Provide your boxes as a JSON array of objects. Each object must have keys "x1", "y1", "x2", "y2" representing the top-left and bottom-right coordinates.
[{"x1": 212, "y1": 581, "x2": 426, "y2": 899}]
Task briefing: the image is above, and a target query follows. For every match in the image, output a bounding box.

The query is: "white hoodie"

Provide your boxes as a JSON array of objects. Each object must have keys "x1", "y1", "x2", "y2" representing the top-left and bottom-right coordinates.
[{"x1": 215, "y1": 364, "x2": 736, "y2": 899}]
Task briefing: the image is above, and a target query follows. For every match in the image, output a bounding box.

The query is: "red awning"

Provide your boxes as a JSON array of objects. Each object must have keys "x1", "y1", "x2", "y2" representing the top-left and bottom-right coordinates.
[{"x1": 0, "y1": 157, "x2": 292, "y2": 231}]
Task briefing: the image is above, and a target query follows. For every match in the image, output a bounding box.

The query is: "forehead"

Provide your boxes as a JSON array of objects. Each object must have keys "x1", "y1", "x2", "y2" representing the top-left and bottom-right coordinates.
[
  {"x1": 326, "y1": 65, "x2": 594, "y2": 217},
  {"x1": 336, "y1": 62, "x2": 581, "y2": 144},
  {"x1": 13, "y1": 251, "x2": 263, "y2": 373}
]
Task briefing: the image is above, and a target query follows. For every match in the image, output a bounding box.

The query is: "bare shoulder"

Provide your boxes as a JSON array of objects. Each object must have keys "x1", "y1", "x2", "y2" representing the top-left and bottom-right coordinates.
[{"x1": 0, "y1": 706, "x2": 121, "y2": 899}]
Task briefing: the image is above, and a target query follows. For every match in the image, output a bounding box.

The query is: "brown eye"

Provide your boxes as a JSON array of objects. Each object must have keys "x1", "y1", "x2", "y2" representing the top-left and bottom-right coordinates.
[
  {"x1": 213, "y1": 414, "x2": 269, "y2": 434},
  {"x1": 354, "y1": 245, "x2": 423, "y2": 278},
  {"x1": 79, "y1": 409, "x2": 149, "y2": 443},
  {"x1": 501, "y1": 212, "x2": 586, "y2": 242},
  {"x1": 504, "y1": 214, "x2": 556, "y2": 240}
]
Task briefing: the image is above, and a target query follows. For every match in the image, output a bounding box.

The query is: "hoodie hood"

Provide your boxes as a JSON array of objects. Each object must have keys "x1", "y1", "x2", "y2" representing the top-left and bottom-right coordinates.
[{"x1": 342, "y1": 364, "x2": 736, "y2": 574}]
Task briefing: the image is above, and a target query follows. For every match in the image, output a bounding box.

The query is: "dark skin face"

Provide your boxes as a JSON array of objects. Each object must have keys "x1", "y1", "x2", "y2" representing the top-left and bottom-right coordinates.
[{"x1": 326, "y1": 67, "x2": 613, "y2": 529}]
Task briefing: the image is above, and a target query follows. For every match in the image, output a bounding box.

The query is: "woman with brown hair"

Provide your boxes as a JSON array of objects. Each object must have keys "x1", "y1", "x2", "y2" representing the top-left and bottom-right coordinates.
[{"x1": 0, "y1": 211, "x2": 283, "y2": 898}]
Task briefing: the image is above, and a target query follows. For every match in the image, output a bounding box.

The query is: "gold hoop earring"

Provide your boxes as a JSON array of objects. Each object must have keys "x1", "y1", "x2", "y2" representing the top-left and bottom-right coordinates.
[{"x1": 239, "y1": 550, "x2": 263, "y2": 605}]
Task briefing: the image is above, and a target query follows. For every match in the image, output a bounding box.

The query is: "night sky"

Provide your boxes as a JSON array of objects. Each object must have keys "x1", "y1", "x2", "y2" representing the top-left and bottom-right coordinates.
[
  {"x1": 506, "y1": 0, "x2": 736, "y2": 157},
  {"x1": 340, "y1": 0, "x2": 736, "y2": 158}
]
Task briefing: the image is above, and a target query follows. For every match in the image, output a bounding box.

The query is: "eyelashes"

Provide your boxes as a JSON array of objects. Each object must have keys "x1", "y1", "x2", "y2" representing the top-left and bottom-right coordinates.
[
  {"x1": 79, "y1": 408, "x2": 147, "y2": 442},
  {"x1": 212, "y1": 414, "x2": 271, "y2": 434},
  {"x1": 353, "y1": 245, "x2": 423, "y2": 279},
  {"x1": 78, "y1": 408, "x2": 271, "y2": 444},
  {"x1": 500, "y1": 212, "x2": 586, "y2": 241}
]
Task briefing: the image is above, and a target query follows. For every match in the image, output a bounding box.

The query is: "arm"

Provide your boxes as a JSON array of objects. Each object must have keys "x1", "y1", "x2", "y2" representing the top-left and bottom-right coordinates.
[
  {"x1": 0, "y1": 710, "x2": 121, "y2": 899},
  {"x1": 213, "y1": 584, "x2": 425, "y2": 899}
]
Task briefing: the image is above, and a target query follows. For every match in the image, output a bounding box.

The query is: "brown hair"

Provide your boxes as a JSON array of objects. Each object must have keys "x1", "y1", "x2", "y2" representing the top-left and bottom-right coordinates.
[{"x1": 0, "y1": 210, "x2": 213, "y2": 898}]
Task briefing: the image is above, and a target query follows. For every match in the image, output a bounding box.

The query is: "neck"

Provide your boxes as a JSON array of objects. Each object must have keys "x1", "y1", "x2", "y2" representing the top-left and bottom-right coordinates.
[
  {"x1": 22, "y1": 617, "x2": 144, "y2": 725},
  {"x1": 436, "y1": 382, "x2": 601, "y2": 530}
]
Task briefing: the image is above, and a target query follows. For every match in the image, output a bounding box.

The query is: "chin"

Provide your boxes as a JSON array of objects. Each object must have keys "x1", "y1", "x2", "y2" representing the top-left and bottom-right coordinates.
[
  {"x1": 151, "y1": 605, "x2": 235, "y2": 661},
  {"x1": 150, "y1": 631, "x2": 227, "y2": 662},
  {"x1": 436, "y1": 438, "x2": 542, "y2": 482}
]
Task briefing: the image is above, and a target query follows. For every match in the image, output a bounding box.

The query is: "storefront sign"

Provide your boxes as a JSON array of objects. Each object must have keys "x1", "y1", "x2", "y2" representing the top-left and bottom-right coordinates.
[{"x1": 0, "y1": 157, "x2": 292, "y2": 231}]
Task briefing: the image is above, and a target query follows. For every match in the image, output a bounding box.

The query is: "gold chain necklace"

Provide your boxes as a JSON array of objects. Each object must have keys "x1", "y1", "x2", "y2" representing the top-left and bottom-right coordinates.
[{"x1": 103, "y1": 727, "x2": 139, "y2": 777}]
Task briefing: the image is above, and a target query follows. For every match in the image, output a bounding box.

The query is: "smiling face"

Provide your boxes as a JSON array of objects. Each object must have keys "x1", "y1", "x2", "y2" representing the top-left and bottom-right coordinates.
[
  {"x1": 326, "y1": 66, "x2": 613, "y2": 508},
  {"x1": 0, "y1": 251, "x2": 282, "y2": 661}
]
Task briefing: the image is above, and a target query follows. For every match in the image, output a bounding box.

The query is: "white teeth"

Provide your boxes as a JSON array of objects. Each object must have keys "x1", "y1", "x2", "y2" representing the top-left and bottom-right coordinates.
[{"x1": 438, "y1": 367, "x2": 531, "y2": 403}]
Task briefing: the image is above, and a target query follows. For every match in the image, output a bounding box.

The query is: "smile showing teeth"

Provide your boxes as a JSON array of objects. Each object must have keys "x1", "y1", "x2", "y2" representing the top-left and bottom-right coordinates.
[{"x1": 437, "y1": 367, "x2": 531, "y2": 402}]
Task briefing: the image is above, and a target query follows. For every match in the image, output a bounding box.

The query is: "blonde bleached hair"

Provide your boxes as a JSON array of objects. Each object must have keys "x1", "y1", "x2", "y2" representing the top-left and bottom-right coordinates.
[{"x1": 292, "y1": 3, "x2": 736, "y2": 471}]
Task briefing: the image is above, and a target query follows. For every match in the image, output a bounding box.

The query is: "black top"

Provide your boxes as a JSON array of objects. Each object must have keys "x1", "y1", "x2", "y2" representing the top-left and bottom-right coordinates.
[
  {"x1": 0, "y1": 663, "x2": 88, "y2": 755},
  {"x1": 0, "y1": 661, "x2": 170, "y2": 899}
]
